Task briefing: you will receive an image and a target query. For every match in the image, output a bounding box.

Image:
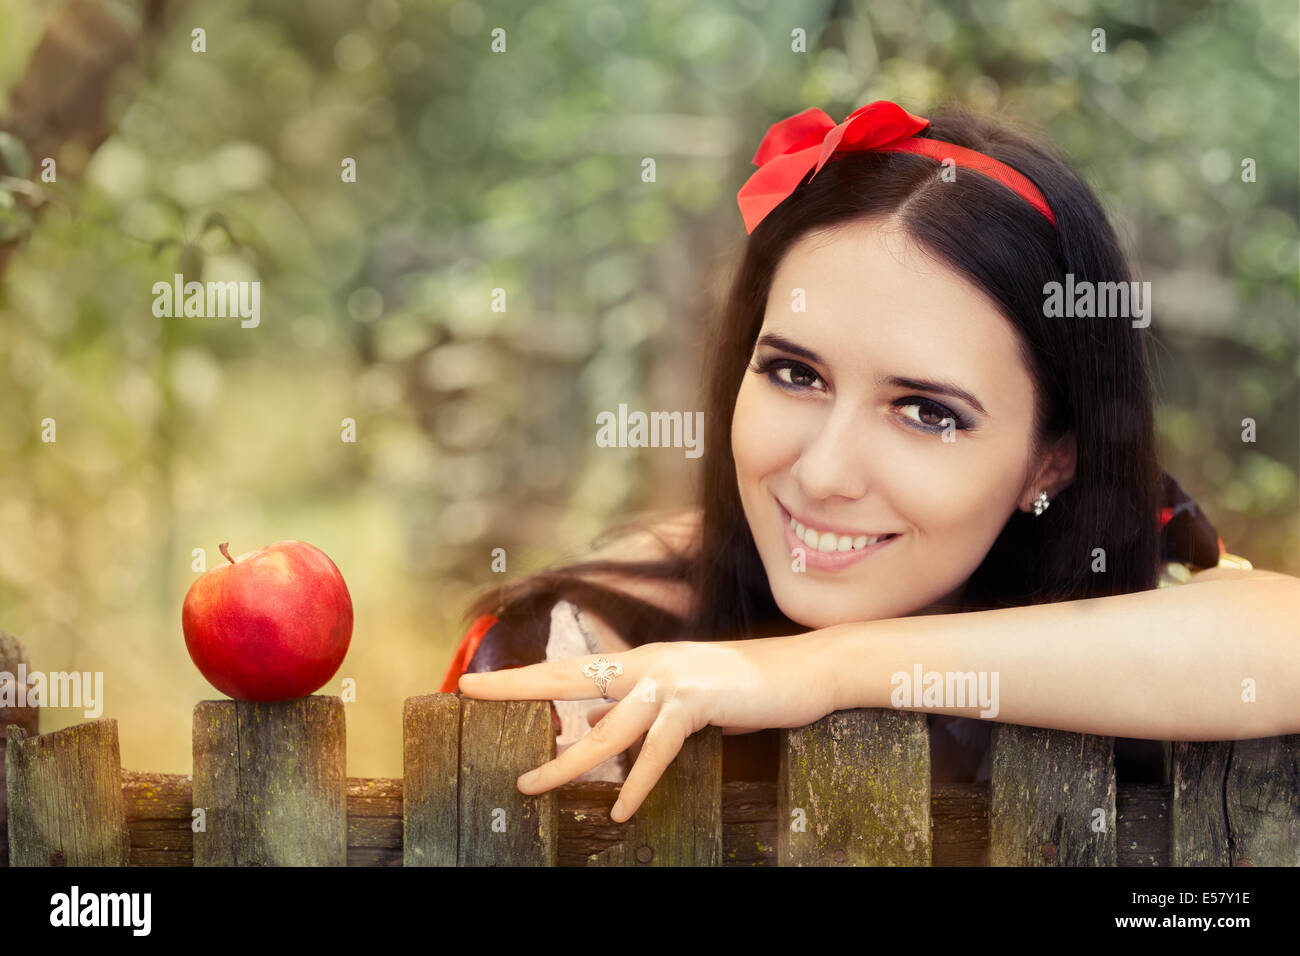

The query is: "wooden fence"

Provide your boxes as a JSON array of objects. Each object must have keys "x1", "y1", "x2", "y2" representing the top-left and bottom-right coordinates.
[{"x1": 2, "y1": 634, "x2": 1297, "y2": 866}]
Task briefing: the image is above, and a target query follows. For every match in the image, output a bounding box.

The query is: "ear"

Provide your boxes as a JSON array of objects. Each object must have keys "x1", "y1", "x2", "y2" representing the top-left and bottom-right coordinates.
[{"x1": 1021, "y1": 432, "x2": 1076, "y2": 513}]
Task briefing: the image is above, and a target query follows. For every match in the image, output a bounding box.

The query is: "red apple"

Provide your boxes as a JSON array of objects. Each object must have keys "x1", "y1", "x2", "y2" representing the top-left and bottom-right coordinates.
[{"x1": 183, "y1": 540, "x2": 353, "y2": 701}]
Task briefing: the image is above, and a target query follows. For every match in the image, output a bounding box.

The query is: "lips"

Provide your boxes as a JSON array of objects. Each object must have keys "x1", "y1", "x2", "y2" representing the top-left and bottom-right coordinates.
[
  {"x1": 777, "y1": 501, "x2": 901, "y2": 570},
  {"x1": 779, "y1": 501, "x2": 900, "y2": 545}
]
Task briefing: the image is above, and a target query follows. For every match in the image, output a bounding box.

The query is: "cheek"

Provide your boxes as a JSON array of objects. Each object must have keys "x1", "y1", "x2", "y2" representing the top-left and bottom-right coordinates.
[
  {"x1": 731, "y1": 377, "x2": 797, "y2": 484},
  {"x1": 887, "y1": 435, "x2": 1028, "y2": 539}
]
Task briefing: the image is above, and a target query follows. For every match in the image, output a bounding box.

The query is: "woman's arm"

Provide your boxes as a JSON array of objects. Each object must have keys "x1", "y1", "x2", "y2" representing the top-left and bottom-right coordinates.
[{"x1": 820, "y1": 569, "x2": 1300, "y2": 740}]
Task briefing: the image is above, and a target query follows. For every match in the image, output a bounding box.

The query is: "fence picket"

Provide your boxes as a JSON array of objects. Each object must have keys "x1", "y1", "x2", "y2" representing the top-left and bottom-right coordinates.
[
  {"x1": 402, "y1": 692, "x2": 460, "y2": 866},
  {"x1": 457, "y1": 698, "x2": 556, "y2": 866},
  {"x1": 588, "y1": 725, "x2": 723, "y2": 866},
  {"x1": 990, "y1": 725, "x2": 1116, "y2": 865},
  {"x1": 778, "y1": 709, "x2": 930, "y2": 865},
  {"x1": 1224, "y1": 735, "x2": 1300, "y2": 866},
  {"x1": 5, "y1": 720, "x2": 130, "y2": 866},
  {"x1": 1171, "y1": 741, "x2": 1230, "y2": 865},
  {"x1": 1, "y1": 630, "x2": 40, "y2": 867},
  {"x1": 192, "y1": 696, "x2": 346, "y2": 866}
]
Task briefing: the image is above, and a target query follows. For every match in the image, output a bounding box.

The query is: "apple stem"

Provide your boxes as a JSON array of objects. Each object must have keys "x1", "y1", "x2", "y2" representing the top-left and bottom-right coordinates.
[{"x1": 219, "y1": 542, "x2": 235, "y2": 565}]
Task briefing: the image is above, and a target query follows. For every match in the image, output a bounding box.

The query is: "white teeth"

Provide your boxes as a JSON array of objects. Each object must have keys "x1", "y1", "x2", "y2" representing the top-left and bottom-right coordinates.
[{"x1": 788, "y1": 511, "x2": 896, "y2": 551}]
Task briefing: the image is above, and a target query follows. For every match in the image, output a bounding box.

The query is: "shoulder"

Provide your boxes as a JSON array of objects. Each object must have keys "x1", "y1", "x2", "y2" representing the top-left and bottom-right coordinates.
[
  {"x1": 567, "y1": 507, "x2": 700, "y2": 616},
  {"x1": 584, "y1": 507, "x2": 700, "y2": 563},
  {"x1": 560, "y1": 507, "x2": 700, "y2": 651}
]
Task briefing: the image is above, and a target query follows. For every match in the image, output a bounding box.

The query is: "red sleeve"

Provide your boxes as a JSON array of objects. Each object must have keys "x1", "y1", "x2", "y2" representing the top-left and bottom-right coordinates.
[{"x1": 438, "y1": 613, "x2": 499, "y2": 693}]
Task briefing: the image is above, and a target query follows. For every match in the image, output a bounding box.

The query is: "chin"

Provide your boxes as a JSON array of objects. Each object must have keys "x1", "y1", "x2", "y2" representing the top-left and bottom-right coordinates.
[{"x1": 769, "y1": 579, "x2": 885, "y2": 630}]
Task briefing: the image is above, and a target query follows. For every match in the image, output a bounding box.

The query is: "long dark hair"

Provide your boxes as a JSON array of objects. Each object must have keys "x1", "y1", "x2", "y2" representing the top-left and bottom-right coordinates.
[{"x1": 464, "y1": 102, "x2": 1163, "y2": 648}]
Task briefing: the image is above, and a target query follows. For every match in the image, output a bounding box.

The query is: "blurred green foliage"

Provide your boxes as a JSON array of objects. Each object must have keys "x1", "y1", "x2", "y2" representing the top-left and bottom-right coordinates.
[{"x1": 0, "y1": 0, "x2": 1295, "y2": 777}]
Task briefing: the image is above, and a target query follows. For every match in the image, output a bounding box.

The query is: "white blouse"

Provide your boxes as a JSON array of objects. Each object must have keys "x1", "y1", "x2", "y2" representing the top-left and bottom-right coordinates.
[{"x1": 545, "y1": 600, "x2": 628, "y2": 783}]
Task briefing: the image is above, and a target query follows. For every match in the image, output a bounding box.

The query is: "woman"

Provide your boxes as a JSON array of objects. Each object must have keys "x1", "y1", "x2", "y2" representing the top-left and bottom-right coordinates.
[{"x1": 441, "y1": 101, "x2": 1298, "y2": 823}]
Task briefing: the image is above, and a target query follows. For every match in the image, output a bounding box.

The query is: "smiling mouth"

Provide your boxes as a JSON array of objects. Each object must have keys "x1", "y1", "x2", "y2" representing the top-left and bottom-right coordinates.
[
  {"x1": 775, "y1": 501, "x2": 902, "y2": 570},
  {"x1": 778, "y1": 502, "x2": 900, "y2": 553}
]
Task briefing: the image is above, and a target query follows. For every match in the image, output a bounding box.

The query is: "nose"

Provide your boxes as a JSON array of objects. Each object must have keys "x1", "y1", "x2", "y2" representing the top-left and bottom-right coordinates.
[{"x1": 789, "y1": 401, "x2": 871, "y2": 502}]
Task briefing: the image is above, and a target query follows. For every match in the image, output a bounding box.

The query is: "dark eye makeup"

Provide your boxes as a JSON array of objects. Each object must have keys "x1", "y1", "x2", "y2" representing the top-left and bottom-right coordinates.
[{"x1": 746, "y1": 354, "x2": 975, "y2": 434}]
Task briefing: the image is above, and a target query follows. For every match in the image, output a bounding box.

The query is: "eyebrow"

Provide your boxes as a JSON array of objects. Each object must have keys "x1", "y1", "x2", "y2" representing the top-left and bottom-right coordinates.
[{"x1": 753, "y1": 331, "x2": 989, "y2": 417}]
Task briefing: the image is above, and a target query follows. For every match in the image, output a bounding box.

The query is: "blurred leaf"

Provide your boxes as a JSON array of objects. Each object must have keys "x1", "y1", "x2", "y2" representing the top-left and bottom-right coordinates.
[
  {"x1": 0, "y1": 175, "x2": 47, "y2": 206},
  {"x1": 0, "y1": 131, "x2": 30, "y2": 178},
  {"x1": 0, "y1": 203, "x2": 32, "y2": 242}
]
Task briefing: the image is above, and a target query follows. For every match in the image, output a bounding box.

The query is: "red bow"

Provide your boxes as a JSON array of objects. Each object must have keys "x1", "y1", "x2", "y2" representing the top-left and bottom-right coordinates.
[
  {"x1": 737, "y1": 101, "x2": 928, "y2": 234},
  {"x1": 737, "y1": 100, "x2": 1057, "y2": 233}
]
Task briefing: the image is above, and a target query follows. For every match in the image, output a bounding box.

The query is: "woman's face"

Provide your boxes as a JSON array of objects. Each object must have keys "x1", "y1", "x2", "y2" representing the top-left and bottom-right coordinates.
[{"x1": 732, "y1": 217, "x2": 1073, "y2": 629}]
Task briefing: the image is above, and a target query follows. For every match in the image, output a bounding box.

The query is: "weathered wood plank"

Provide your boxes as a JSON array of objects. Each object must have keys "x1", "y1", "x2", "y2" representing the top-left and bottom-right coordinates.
[
  {"x1": 586, "y1": 838, "x2": 627, "y2": 865},
  {"x1": 723, "y1": 780, "x2": 776, "y2": 866},
  {"x1": 347, "y1": 846, "x2": 402, "y2": 867},
  {"x1": 1171, "y1": 738, "x2": 1300, "y2": 867},
  {"x1": 113, "y1": 769, "x2": 1209, "y2": 866},
  {"x1": 401, "y1": 693, "x2": 458, "y2": 866},
  {"x1": 557, "y1": 781, "x2": 624, "y2": 866},
  {"x1": 192, "y1": 696, "x2": 346, "y2": 866},
  {"x1": 1117, "y1": 783, "x2": 1169, "y2": 867},
  {"x1": 933, "y1": 782, "x2": 988, "y2": 866},
  {"x1": 120, "y1": 771, "x2": 405, "y2": 866},
  {"x1": 989, "y1": 725, "x2": 1116, "y2": 866},
  {"x1": 778, "y1": 709, "x2": 930, "y2": 865},
  {"x1": 458, "y1": 698, "x2": 556, "y2": 866},
  {"x1": 1225, "y1": 735, "x2": 1300, "y2": 866},
  {"x1": 1, "y1": 629, "x2": 40, "y2": 867},
  {"x1": 131, "y1": 848, "x2": 193, "y2": 867},
  {"x1": 588, "y1": 726, "x2": 723, "y2": 867},
  {"x1": 122, "y1": 769, "x2": 193, "y2": 866},
  {"x1": 6, "y1": 720, "x2": 130, "y2": 866},
  {"x1": 349, "y1": 815, "x2": 402, "y2": 849},
  {"x1": 1171, "y1": 741, "x2": 1231, "y2": 865},
  {"x1": 123, "y1": 770, "x2": 192, "y2": 821},
  {"x1": 561, "y1": 780, "x2": 758, "y2": 867},
  {"x1": 347, "y1": 777, "x2": 402, "y2": 817}
]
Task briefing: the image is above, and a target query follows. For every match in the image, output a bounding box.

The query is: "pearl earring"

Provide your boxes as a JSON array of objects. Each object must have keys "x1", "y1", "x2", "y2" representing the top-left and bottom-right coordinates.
[{"x1": 1032, "y1": 490, "x2": 1051, "y2": 516}]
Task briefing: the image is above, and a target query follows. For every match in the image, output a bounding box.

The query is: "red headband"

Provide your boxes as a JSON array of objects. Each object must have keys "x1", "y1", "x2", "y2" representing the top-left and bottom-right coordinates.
[{"x1": 737, "y1": 100, "x2": 1058, "y2": 234}]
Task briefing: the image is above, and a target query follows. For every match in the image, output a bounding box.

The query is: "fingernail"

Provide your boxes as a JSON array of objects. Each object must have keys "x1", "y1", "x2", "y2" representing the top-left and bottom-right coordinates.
[
  {"x1": 611, "y1": 799, "x2": 625, "y2": 821},
  {"x1": 519, "y1": 769, "x2": 541, "y2": 789}
]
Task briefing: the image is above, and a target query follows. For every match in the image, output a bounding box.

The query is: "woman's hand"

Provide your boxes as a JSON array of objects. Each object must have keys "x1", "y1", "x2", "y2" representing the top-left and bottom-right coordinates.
[{"x1": 456, "y1": 634, "x2": 839, "y2": 822}]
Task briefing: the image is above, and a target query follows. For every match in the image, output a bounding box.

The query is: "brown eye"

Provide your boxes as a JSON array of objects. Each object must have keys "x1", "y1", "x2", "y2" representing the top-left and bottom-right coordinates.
[
  {"x1": 775, "y1": 363, "x2": 820, "y2": 388},
  {"x1": 895, "y1": 397, "x2": 968, "y2": 434},
  {"x1": 751, "y1": 357, "x2": 827, "y2": 392}
]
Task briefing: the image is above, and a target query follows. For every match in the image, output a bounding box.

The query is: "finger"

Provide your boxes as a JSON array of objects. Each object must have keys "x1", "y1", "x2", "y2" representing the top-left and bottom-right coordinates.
[
  {"x1": 611, "y1": 705, "x2": 691, "y2": 822},
  {"x1": 587, "y1": 702, "x2": 617, "y2": 727},
  {"x1": 458, "y1": 651, "x2": 638, "y2": 701},
  {"x1": 517, "y1": 692, "x2": 656, "y2": 795}
]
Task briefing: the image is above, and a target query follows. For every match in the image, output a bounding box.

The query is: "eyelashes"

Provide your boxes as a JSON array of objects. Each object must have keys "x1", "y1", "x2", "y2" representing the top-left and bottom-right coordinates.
[
  {"x1": 749, "y1": 355, "x2": 822, "y2": 390},
  {"x1": 747, "y1": 355, "x2": 975, "y2": 434}
]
